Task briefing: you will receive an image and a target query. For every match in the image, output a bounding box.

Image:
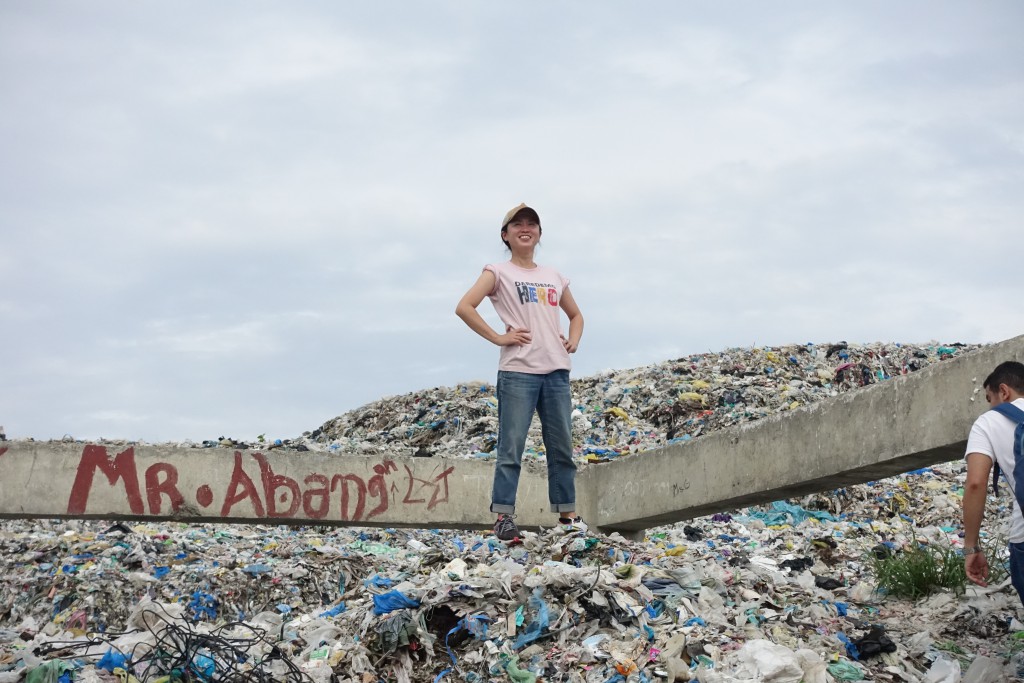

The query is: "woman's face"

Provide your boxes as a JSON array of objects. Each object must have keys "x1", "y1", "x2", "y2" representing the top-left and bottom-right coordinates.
[{"x1": 502, "y1": 216, "x2": 541, "y2": 249}]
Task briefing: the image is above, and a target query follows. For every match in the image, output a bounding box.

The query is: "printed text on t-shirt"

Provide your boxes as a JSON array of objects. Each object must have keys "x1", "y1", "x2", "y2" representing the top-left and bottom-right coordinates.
[{"x1": 515, "y1": 281, "x2": 558, "y2": 307}]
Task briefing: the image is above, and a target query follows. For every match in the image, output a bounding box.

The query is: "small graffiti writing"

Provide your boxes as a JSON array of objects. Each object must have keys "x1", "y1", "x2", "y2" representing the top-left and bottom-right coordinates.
[
  {"x1": 401, "y1": 463, "x2": 456, "y2": 511},
  {"x1": 671, "y1": 480, "x2": 691, "y2": 497}
]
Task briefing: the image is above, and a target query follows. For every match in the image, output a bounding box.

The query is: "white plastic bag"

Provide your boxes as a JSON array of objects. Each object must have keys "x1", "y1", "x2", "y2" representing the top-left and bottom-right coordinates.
[
  {"x1": 735, "y1": 640, "x2": 803, "y2": 682},
  {"x1": 963, "y1": 655, "x2": 1007, "y2": 683},
  {"x1": 795, "y1": 649, "x2": 829, "y2": 683},
  {"x1": 925, "y1": 654, "x2": 962, "y2": 683}
]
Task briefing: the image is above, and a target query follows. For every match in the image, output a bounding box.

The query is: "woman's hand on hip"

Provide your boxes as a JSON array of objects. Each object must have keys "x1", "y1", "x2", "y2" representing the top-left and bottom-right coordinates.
[{"x1": 497, "y1": 327, "x2": 532, "y2": 346}]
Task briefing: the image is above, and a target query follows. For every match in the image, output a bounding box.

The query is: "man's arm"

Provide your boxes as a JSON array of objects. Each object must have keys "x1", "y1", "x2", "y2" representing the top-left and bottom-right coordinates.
[{"x1": 963, "y1": 452, "x2": 992, "y2": 586}]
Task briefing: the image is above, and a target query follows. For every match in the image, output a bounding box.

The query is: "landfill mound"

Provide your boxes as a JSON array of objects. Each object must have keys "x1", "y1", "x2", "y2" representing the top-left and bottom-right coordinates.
[
  {"x1": 303, "y1": 341, "x2": 979, "y2": 464},
  {"x1": 5, "y1": 340, "x2": 1024, "y2": 682}
]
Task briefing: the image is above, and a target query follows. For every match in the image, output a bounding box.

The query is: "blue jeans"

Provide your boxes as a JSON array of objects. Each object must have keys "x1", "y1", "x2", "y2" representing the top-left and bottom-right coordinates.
[
  {"x1": 491, "y1": 369, "x2": 577, "y2": 515},
  {"x1": 1010, "y1": 542, "x2": 1024, "y2": 608}
]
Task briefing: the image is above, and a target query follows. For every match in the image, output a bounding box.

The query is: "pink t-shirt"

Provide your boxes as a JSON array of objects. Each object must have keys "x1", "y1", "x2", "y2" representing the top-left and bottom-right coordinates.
[{"x1": 484, "y1": 261, "x2": 572, "y2": 374}]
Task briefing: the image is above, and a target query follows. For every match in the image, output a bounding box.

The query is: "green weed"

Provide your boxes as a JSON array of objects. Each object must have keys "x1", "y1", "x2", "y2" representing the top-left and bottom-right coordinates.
[
  {"x1": 983, "y1": 538, "x2": 1010, "y2": 586},
  {"x1": 869, "y1": 543, "x2": 966, "y2": 600},
  {"x1": 1009, "y1": 631, "x2": 1024, "y2": 655},
  {"x1": 870, "y1": 538, "x2": 1010, "y2": 602}
]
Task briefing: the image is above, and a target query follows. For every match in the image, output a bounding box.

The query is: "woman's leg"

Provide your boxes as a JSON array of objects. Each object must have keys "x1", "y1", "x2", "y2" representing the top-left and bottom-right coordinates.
[
  {"x1": 536, "y1": 369, "x2": 577, "y2": 515},
  {"x1": 491, "y1": 371, "x2": 542, "y2": 514}
]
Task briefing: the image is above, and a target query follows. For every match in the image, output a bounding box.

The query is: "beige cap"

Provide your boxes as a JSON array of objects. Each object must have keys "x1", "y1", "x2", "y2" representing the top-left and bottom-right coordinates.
[{"x1": 501, "y1": 203, "x2": 541, "y2": 229}]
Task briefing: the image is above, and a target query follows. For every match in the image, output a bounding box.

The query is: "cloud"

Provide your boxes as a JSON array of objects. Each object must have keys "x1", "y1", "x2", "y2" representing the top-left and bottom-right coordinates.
[
  {"x1": 1, "y1": 2, "x2": 1021, "y2": 441},
  {"x1": 132, "y1": 318, "x2": 283, "y2": 359}
]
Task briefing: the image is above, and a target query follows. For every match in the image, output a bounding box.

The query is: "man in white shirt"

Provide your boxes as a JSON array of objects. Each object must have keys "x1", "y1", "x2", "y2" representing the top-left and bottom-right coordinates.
[{"x1": 963, "y1": 361, "x2": 1024, "y2": 603}]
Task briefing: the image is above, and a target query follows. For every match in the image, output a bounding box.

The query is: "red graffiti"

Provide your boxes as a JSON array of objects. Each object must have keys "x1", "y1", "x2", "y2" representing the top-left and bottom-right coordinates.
[
  {"x1": 329, "y1": 460, "x2": 397, "y2": 521},
  {"x1": 0, "y1": 447, "x2": 8, "y2": 458},
  {"x1": 65, "y1": 446, "x2": 452, "y2": 522},
  {"x1": 146, "y1": 463, "x2": 184, "y2": 514},
  {"x1": 221, "y1": 452, "x2": 265, "y2": 517},
  {"x1": 368, "y1": 460, "x2": 399, "y2": 518},
  {"x1": 256, "y1": 452, "x2": 299, "y2": 517},
  {"x1": 330, "y1": 474, "x2": 367, "y2": 521},
  {"x1": 68, "y1": 446, "x2": 189, "y2": 516},
  {"x1": 402, "y1": 464, "x2": 455, "y2": 511},
  {"x1": 302, "y1": 474, "x2": 330, "y2": 519},
  {"x1": 67, "y1": 446, "x2": 145, "y2": 515}
]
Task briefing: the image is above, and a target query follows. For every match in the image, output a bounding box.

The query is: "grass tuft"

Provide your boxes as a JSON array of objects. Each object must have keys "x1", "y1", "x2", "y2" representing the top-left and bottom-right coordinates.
[
  {"x1": 869, "y1": 543, "x2": 966, "y2": 600},
  {"x1": 869, "y1": 539, "x2": 1010, "y2": 600}
]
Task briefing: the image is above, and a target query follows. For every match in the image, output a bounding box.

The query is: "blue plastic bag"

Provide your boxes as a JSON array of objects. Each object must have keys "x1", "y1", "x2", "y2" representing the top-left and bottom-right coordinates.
[
  {"x1": 372, "y1": 590, "x2": 421, "y2": 615},
  {"x1": 319, "y1": 603, "x2": 346, "y2": 617},
  {"x1": 97, "y1": 649, "x2": 128, "y2": 672},
  {"x1": 513, "y1": 588, "x2": 550, "y2": 649}
]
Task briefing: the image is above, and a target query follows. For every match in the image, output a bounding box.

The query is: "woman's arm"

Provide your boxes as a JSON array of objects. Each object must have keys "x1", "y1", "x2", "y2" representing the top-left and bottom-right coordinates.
[
  {"x1": 456, "y1": 271, "x2": 531, "y2": 347},
  {"x1": 559, "y1": 286, "x2": 584, "y2": 353}
]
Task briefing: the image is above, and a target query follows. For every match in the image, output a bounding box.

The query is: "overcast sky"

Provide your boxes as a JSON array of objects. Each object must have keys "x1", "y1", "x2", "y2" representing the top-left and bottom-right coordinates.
[{"x1": 2, "y1": 2, "x2": 1021, "y2": 443}]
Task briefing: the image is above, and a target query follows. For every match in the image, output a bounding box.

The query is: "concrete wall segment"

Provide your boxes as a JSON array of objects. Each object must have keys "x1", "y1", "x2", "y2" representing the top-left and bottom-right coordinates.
[
  {"x1": 0, "y1": 442, "x2": 558, "y2": 529},
  {"x1": 593, "y1": 333, "x2": 1024, "y2": 532}
]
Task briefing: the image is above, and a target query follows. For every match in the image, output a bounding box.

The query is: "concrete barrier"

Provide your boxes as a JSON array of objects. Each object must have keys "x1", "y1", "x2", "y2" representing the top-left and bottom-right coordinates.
[
  {"x1": 595, "y1": 333, "x2": 1024, "y2": 533},
  {"x1": 1, "y1": 334, "x2": 1020, "y2": 534},
  {"x1": 0, "y1": 441, "x2": 597, "y2": 530}
]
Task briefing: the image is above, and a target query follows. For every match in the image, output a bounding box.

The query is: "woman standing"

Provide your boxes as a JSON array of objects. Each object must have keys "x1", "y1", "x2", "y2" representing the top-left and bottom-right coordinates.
[{"x1": 456, "y1": 203, "x2": 586, "y2": 541}]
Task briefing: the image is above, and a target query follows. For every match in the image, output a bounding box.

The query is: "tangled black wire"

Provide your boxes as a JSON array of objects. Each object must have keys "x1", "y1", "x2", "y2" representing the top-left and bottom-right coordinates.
[{"x1": 34, "y1": 602, "x2": 315, "y2": 682}]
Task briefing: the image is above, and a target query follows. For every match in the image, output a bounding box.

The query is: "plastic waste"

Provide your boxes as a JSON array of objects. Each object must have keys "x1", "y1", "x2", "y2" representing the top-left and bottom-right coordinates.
[
  {"x1": 827, "y1": 660, "x2": 865, "y2": 681},
  {"x1": 795, "y1": 649, "x2": 830, "y2": 683},
  {"x1": 513, "y1": 588, "x2": 550, "y2": 649},
  {"x1": 24, "y1": 661, "x2": 73, "y2": 683},
  {"x1": 850, "y1": 625, "x2": 896, "y2": 659},
  {"x1": 503, "y1": 655, "x2": 537, "y2": 683},
  {"x1": 924, "y1": 655, "x2": 961, "y2": 683},
  {"x1": 734, "y1": 640, "x2": 803, "y2": 682},
  {"x1": 962, "y1": 655, "x2": 1005, "y2": 683},
  {"x1": 96, "y1": 650, "x2": 129, "y2": 672},
  {"x1": 372, "y1": 590, "x2": 421, "y2": 615},
  {"x1": 319, "y1": 603, "x2": 346, "y2": 617}
]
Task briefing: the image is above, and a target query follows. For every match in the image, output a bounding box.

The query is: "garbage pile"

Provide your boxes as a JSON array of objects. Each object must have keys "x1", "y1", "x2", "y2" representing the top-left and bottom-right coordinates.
[
  {"x1": 2, "y1": 459, "x2": 1022, "y2": 682},
  {"x1": 302, "y1": 341, "x2": 980, "y2": 463},
  {"x1": 4, "y1": 339, "x2": 1023, "y2": 682}
]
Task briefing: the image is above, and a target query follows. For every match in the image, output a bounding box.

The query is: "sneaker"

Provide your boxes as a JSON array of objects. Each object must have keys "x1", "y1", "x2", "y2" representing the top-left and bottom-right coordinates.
[
  {"x1": 559, "y1": 516, "x2": 588, "y2": 534},
  {"x1": 493, "y1": 514, "x2": 521, "y2": 541}
]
